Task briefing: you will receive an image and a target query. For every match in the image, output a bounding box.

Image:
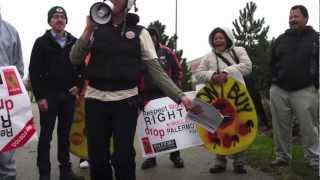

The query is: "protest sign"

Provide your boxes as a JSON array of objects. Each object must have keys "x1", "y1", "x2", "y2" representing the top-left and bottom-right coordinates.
[
  {"x1": 196, "y1": 77, "x2": 258, "y2": 155},
  {"x1": 69, "y1": 97, "x2": 88, "y2": 159},
  {"x1": 0, "y1": 66, "x2": 36, "y2": 152},
  {"x1": 136, "y1": 96, "x2": 202, "y2": 158},
  {"x1": 70, "y1": 97, "x2": 113, "y2": 159}
]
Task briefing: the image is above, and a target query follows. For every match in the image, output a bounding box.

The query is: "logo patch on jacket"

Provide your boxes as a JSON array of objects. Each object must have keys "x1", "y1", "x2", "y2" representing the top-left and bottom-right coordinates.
[{"x1": 125, "y1": 31, "x2": 136, "y2": 39}]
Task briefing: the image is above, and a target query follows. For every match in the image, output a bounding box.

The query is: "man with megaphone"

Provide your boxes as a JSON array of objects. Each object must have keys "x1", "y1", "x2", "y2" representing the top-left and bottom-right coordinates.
[{"x1": 69, "y1": 0, "x2": 193, "y2": 180}]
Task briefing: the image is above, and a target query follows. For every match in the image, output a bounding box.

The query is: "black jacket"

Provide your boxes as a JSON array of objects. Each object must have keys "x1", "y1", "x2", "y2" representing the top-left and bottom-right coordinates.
[
  {"x1": 29, "y1": 30, "x2": 83, "y2": 100},
  {"x1": 270, "y1": 26, "x2": 319, "y2": 91}
]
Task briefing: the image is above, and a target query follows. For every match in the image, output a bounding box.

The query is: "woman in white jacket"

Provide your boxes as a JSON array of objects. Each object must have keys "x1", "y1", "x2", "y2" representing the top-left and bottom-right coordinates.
[{"x1": 194, "y1": 27, "x2": 252, "y2": 174}]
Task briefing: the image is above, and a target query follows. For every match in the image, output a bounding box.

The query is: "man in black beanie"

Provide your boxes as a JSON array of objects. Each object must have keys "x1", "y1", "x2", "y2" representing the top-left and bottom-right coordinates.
[
  {"x1": 47, "y1": 6, "x2": 68, "y2": 24},
  {"x1": 29, "y1": 6, "x2": 84, "y2": 180}
]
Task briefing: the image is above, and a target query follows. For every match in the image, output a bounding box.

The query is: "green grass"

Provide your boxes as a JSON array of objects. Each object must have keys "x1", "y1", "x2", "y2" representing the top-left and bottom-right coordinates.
[{"x1": 244, "y1": 134, "x2": 319, "y2": 180}]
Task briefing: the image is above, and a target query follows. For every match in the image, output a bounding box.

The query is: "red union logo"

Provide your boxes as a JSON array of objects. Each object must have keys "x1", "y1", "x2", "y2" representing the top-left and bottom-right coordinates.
[
  {"x1": 142, "y1": 137, "x2": 153, "y2": 154},
  {"x1": 2, "y1": 69, "x2": 22, "y2": 96}
]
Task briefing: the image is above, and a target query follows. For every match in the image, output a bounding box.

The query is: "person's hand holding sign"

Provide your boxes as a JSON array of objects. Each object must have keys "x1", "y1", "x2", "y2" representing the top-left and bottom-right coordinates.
[
  {"x1": 211, "y1": 72, "x2": 228, "y2": 85},
  {"x1": 180, "y1": 95, "x2": 193, "y2": 110}
]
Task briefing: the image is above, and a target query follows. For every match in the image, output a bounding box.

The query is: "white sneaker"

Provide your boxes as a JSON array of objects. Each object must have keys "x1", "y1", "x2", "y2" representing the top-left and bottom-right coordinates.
[{"x1": 79, "y1": 160, "x2": 89, "y2": 169}]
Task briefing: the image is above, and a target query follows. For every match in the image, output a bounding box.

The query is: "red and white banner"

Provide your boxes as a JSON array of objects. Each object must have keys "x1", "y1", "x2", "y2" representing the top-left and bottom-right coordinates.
[
  {"x1": 136, "y1": 94, "x2": 202, "y2": 158},
  {"x1": 0, "y1": 66, "x2": 36, "y2": 152}
]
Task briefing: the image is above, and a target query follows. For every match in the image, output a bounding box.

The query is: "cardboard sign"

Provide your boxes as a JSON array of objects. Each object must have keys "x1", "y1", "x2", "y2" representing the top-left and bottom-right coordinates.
[
  {"x1": 0, "y1": 66, "x2": 36, "y2": 152},
  {"x1": 196, "y1": 77, "x2": 258, "y2": 155},
  {"x1": 136, "y1": 96, "x2": 202, "y2": 158}
]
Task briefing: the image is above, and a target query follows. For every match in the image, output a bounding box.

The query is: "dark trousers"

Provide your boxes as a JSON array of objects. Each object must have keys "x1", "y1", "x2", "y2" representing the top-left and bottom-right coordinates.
[
  {"x1": 37, "y1": 92, "x2": 75, "y2": 174},
  {"x1": 85, "y1": 97, "x2": 139, "y2": 180}
]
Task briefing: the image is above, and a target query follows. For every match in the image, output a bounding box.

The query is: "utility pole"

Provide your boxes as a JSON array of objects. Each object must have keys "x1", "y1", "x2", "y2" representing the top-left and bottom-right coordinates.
[{"x1": 174, "y1": 0, "x2": 178, "y2": 51}]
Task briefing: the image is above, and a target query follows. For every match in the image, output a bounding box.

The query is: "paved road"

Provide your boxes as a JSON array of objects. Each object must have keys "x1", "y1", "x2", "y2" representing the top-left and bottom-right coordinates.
[{"x1": 15, "y1": 103, "x2": 274, "y2": 180}]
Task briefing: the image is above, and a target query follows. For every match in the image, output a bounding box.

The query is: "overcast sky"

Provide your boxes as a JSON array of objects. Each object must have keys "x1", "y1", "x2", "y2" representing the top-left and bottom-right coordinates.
[{"x1": 0, "y1": 0, "x2": 319, "y2": 76}]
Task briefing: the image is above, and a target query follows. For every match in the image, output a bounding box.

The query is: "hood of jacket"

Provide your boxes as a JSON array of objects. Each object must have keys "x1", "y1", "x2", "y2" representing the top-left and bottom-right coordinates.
[
  {"x1": 208, "y1": 26, "x2": 235, "y2": 51},
  {"x1": 126, "y1": 13, "x2": 140, "y2": 27},
  {"x1": 147, "y1": 27, "x2": 160, "y2": 49}
]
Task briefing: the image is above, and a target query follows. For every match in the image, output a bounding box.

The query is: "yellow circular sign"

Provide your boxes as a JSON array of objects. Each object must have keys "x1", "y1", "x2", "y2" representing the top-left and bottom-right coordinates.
[
  {"x1": 70, "y1": 97, "x2": 88, "y2": 159},
  {"x1": 196, "y1": 77, "x2": 258, "y2": 155},
  {"x1": 70, "y1": 97, "x2": 113, "y2": 159}
]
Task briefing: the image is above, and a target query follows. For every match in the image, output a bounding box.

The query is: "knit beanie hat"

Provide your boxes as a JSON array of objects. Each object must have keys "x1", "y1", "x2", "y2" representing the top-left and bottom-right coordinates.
[{"x1": 47, "y1": 6, "x2": 68, "y2": 24}]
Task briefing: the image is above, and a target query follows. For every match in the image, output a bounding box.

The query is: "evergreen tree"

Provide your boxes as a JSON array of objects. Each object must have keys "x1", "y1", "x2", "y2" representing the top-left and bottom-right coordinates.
[
  {"x1": 148, "y1": 21, "x2": 192, "y2": 91},
  {"x1": 232, "y1": 1, "x2": 271, "y2": 96},
  {"x1": 148, "y1": 20, "x2": 169, "y2": 46},
  {"x1": 232, "y1": 1, "x2": 269, "y2": 54}
]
